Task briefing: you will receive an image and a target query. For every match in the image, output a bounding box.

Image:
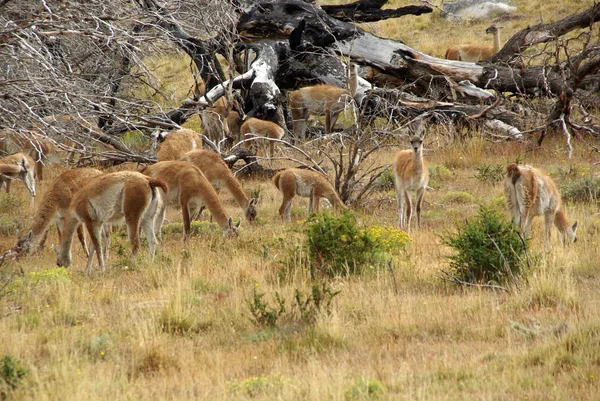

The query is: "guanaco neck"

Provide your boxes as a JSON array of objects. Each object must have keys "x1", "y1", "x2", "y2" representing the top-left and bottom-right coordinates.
[
  {"x1": 413, "y1": 145, "x2": 424, "y2": 171},
  {"x1": 29, "y1": 196, "x2": 57, "y2": 239},
  {"x1": 492, "y1": 30, "x2": 501, "y2": 53},
  {"x1": 554, "y1": 209, "x2": 571, "y2": 232},
  {"x1": 0, "y1": 164, "x2": 21, "y2": 176},
  {"x1": 221, "y1": 173, "x2": 250, "y2": 209}
]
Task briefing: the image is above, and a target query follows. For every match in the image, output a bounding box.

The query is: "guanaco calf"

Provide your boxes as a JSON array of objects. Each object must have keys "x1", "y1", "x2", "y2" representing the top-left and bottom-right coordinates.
[
  {"x1": 504, "y1": 164, "x2": 577, "y2": 245},
  {"x1": 56, "y1": 171, "x2": 167, "y2": 274},
  {"x1": 156, "y1": 128, "x2": 203, "y2": 162},
  {"x1": 240, "y1": 117, "x2": 285, "y2": 158},
  {"x1": 445, "y1": 25, "x2": 503, "y2": 62},
  {"x1": 0, "y1": 152, "x2": 36, "y2": 208},
  {"x1": 181, "y1": 149, "x2": 258, "y2": 222},
  {"x1": 15, "y1": 168, "x2": 103, "y2": 255},
  {"x1": 272, "y1": 168, "x2": 345, "y2": 221},
  {"x1": 141, "y1": 161, "x2": 240, "y2": 240},
  {"x1": 393, "y1": 129, "x2": 428, "y2": 231}
]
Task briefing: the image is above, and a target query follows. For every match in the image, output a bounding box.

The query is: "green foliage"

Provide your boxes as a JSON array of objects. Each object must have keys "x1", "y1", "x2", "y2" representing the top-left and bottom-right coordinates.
[
  {"x1": 247, "y1": 287, "x2": 286, "y2": 328},
  {"x1": 227, "y1": 373, "x2": 289, "y2": 398},
  {"x1": 373, "y1": 167, "x2": 394, "y2": 191},
  {"x1": 441, "y1": 205, "x2": 527, "y2": 284},
  {"x1": 0, "y1": 195, "x2": 24, "y2": 215},
  {"x1": 0, "y1": 355, "x2": 26, "y2": 396},
  {"x1": 293, "y1": 282, "x2": 340, "y2": 324},
  {"x1": 88, "y1": 333, "x2": 115, "y2": 360},
  {"x1": 474, "y1": 164, "x2": 505, "y2": 184},
  {"x1": 344, "y1": 377, "x2": 384, "y2": 400},
  {"x1": 305, "y1": 211, "x2": 378, "y2": 277},
  {"x1": 122, "y1": 130, "x2": 150, "y2": 152},
  {"x1": 561, "y1": 175, "x2": 600, "y2": 203},
  {"x1": 441, "y1": 191, "x2": 475, "y2": 205},
  {"x1": 0, "y1": 215, "x2": 21, "y2": 236},
  {"x1": 160, "y1": 221, "x2": 218, "y2": 237},
  {"x1": 428, "y1": 163, "x2": 453, "y2": 185}
]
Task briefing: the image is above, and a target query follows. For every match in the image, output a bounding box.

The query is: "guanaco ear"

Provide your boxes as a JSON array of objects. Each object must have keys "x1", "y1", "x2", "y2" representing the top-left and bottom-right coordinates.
[
  {"x1": 235, "y1": 219, "x2": 241, "y2": 228},
  {"x1": 249, "y1": 198, "x2": 258, "y2": 207},
  {"x1": 572, "y1": 221, "x2": 578, "y2": 233}
]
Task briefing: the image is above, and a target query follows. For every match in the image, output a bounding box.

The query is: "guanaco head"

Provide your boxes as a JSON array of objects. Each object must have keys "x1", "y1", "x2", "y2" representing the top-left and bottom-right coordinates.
[
  {"x1": 16, "y1": 157, "x2": 35, "y2": 198},
  {"x1": 55, "y1": 245, "x2": 72, "y2": 268},
  {"x1": 562, "y1": 221, "x2": 578, "y2": 245},
  {"x1": 244, "y1": 198, "x2": 258, "y2": 222},
  {"x1": 485, "y1": 25, "x2": 503, "y2": 34},
  {"x1": 13, "y1": 230, "x2": 34, "y2": 256},
  {"x1": 223, "y1": 217, "x2": 241, "y2": 238},
  {"x1": 410, "y1": 134, "x2": 424, "y2": 154}
]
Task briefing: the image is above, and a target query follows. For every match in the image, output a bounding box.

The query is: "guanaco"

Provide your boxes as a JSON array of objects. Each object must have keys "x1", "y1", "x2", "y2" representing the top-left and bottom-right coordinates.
[
  {"x1": 0, "y1": 152, "x2": 36, "y2": 208},
  {"x1": 240, "y1": 117, "x2": 285, "y2": 158},
  {"x1": 445, "y1": 25, "x2": 503, "y2": 62},
  {"x1": 14, "y1": 168, "x2": 103, "y2": 256},
  {"x1": 272, "y1": 168, "x2": 345, "y2": 221},
  {"x1": 181, "y1": 149, "x2": 258, "y2": 222},
  {"x1": 0, "y1": 130, "x2": 55, "y2": 181},
  {"x1": 504, "y1": 164, "x2": 577, "y2": 245},
  {"x1": 140, "y1": 161, "x2": 241, "y2": 240},
  {"x1": 156, "y1": 128, "x2": 203, "y2": 162},
  {"x1": 201, "y1": 97, "x2": 242, "y2": 143},
  {"x1": 393, "y1": 128, "x2": 428, "y2": 231},
  {"x1": 56, "y1": 171, "x2": 167, "y2": 274}
]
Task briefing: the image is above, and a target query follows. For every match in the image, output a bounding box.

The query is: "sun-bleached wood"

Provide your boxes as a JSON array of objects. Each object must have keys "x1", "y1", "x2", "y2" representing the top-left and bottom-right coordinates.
[
  {"x1": 272, "y1": 168, "x2": 345, "y2": 221},
  {"x1": 393, "y1": 132, "x2": 428, "y2": 231},
  {"x1": 141, "y1": 160, "x2": 241, "y2": 240},
  {"x1": 182, "y1": 149, "x2": 258, "y2": 222},
  {"x1": 156, "y1": 128, "x2": 203, "y2": 162},
  {"x1": 15, "y1": 168, "x2": 103, "y2": 256},
  {"x1": 240, "y1": 117, "x2": 285, "y2": 158},
  {"x1": 504, "y1": 164, "x2": 577, "y2": 245},
  {"x1": 445, "y1": 25, "x2": 503, "y2": 62},
  {"x1": 0, "y1": 152, "x2": 36, "y2": 208},
  {"x1": 56, "y1": 171, "x2": 167, "y2": 274}
]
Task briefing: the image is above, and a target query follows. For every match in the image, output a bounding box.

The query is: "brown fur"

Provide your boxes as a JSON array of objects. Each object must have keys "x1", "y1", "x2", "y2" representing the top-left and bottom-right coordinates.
[
  {"x1": 393, "y1": 134, "x2": 428, "y2": 231},
  {"x1": 240, "y1": 117, "x2": 285, "y2": 158},
  {"x1": 201, "y1": 98, "x2": 242, "y2": 143},
  {"x1": 504, "y1": 164, "x2": 577, "y2": 245},
  {"x1": 288, "y1": 84, "x2": 352, "y2": 139},
  {"x1": 56, "y1": 171, "x2": 167, "y2": 274},
  {"x1": 14, "y1": 168, "x2": 103, "y2": 256},
  {"x1": 272, "y1": 168, "x2": 345, "y2": 221},
  {"x1": 445, "y1": 25, "x2": 502, "y2": 62},
  {"x1": 156, "y1": 128, "x2": 203, "y2": 162},
  {"x1": 0, "y1": 152, "x2": 36, "y2": 207},
  {"x1": 141, "y1": 161, "x2": 240, "y2": 239},
  {"x1": 182, "y1": 150, "x2": 258, "y2": 222}
]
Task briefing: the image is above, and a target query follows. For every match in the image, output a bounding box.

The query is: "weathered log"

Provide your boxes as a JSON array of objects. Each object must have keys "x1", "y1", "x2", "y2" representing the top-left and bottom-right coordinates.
[{"x1": 321, "y1": 0, "x2": 432, "y2": 23}]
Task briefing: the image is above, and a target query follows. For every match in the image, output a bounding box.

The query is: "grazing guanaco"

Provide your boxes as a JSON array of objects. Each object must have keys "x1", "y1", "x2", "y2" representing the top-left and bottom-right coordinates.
[
  {"x1": 181, "y1": 149, "x2": 258, "y2": 222},
  {"x1": 240, "y1": 117, "x2": 285, "y2": 158},
  {"x1": 156, "y1": 128, "x2": 203, "y2": 162},
  {"x1": 445, "y1": 25, "x2": 503, "y2": 62},
  {"x1": 0, "y1": 152, "x2": 36, "y2": 208},
  {"x1": 272, "y1": 168, "x2": 345, "y2": 221},
  {"x1": 140, "y1": 161, "x2": 241, "y2": 240},
  {"x1": 0, "y1": 130, "x2": 55, "y2": 181},
  {"x1": 289, "y1": 64, "x2": 358, "y2": 139},
  {"x1": 393, "y1": 128, "x2": 428, "y2": 231},
  {"x1": 504, "y1": 164, "x2": 577, "y2": 245},
  {"x1": 14, "y1": 168, "x2": 103, "y2": 256},
  {"x1": 56, "y1": 171, "x2": 167, "y2": 274}
]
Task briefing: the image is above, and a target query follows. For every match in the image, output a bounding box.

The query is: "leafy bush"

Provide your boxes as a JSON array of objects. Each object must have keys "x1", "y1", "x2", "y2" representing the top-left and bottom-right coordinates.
[
  {"x1": 428, "y1": 163, "x2": 453, "y2": 185},
  {"x1": 561, "y1": 175, "x2": 600, "y2": 203},
  {"x1": 441, "y1": 205, "x2": 527, "y2": 284},
  {"x1": 227, "y1": 373, "x2": 289, "y2": 398},
  {"x1": 247, "y1": 287, "x2": 286, "y2": 328},
  {"x1": 373, "y1": 167, "x2": 394, "y2": 191},
  {"x1": 474, "y1": 164, "x2": 505, "y2": 184},
  {"x1": 344, "y1": 377, "x2": 384, "y2": 400},
  {"x1": 294, "y1": 282, "x2": 340, "y2": 324},
  {"x1": 0, "y1": 355, "x2": 26, "y2": 397},
  {"x1": 305, "y1": 211, "x2": 377, "y2": 277},
  {"x1": 0, "y1": 195, "x2": 24, "y2": 215},
  {"x1": 0, "y1": 215, "x2": 21, "y2": 236}
]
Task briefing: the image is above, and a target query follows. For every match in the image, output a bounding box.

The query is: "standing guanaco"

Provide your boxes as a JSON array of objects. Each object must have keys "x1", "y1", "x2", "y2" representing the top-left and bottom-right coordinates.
[
  {"x1": 504, "y1": 164, "x2": 577, "y2": 245},
  {"x1": 156, "y1": 128, "x2": 203, "y2": 162},
  {"x1": 272, "y1": 168, "x2": 345, "y2": 221},
  {"x1": 14, "y1": 168, "x2": 103, "y2": 256},
  {"x1": 56, "y1": 171, "x2": 167, "y2": 274},
  {"x1": 240, "y1": 117, "x2": 285, "y2": 158},
  {"x1": 393, "y1": 127, "x2": 428, "y2": 231},
  {"x1": 140, "y1": 161, "x2": 241, "y2": 240},
  {"x1": 0, "y1": 130, "x2": 55, "y2": 181},
  {"x1": 181, "y1": 149, "x2": 258, "y2": 222},
  {"x1": 0, "y1": 152, "x2": 36, "y2": 208}
]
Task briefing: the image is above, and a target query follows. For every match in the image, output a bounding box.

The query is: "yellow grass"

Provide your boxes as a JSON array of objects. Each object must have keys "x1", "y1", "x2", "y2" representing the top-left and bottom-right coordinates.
[{"x1": 1, "y1": 133, "x2": 599, "y2": 400}]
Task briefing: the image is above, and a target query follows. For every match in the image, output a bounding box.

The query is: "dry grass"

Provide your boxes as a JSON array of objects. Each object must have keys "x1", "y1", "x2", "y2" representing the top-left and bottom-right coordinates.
[
  {"x1": 1, "y1": 133, "x2": 599, "y2": 400},
  {"x1": 2, "y1": 2, "x2": 600, "y2": 400}
]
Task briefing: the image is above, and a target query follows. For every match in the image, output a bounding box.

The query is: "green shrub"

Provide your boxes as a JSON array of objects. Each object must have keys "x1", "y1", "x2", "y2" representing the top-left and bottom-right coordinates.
[
  {"x1": 561, "y1": 175, "x2": 600, "y2": 203},
  {"x1": 0, "y1": 355, "x2": 26, "y2": 396},
  {"x1": 344, "y1": 377, "x2": 384, "y2": 400},
  {"x1": 305, "y1": 211, "x2": 378, "y2": 277},
  {"x1": 0, "y1": 215, "x2": 21, "y2": 236},
  {"x1": 373, "y1": 167, "x2": 394, "y2": 191},
  {"x1": 294, "y1": 282, "x2": 340, "y2": 324},
  {"x1": 441, "y1": 205, "x2": 527, "y2": 284},
  {"x1": 247, "y1": 287, "x2": 285, "y2": 328},
  {"x1": 0, "y1": 195, "x2": 24, "y2": 214},
  {"x1": 428, "y1": 163, "x2": 453, "y2": 185},
  {"x1": 474, "y1": 164, "x2": 504, "y2": 184}
]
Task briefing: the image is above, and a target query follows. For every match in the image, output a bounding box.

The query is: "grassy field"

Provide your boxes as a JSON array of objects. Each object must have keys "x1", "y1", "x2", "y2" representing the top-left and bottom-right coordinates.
[{"x1": 2, "y1": 1, "x2": 600, "y2": 400}]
